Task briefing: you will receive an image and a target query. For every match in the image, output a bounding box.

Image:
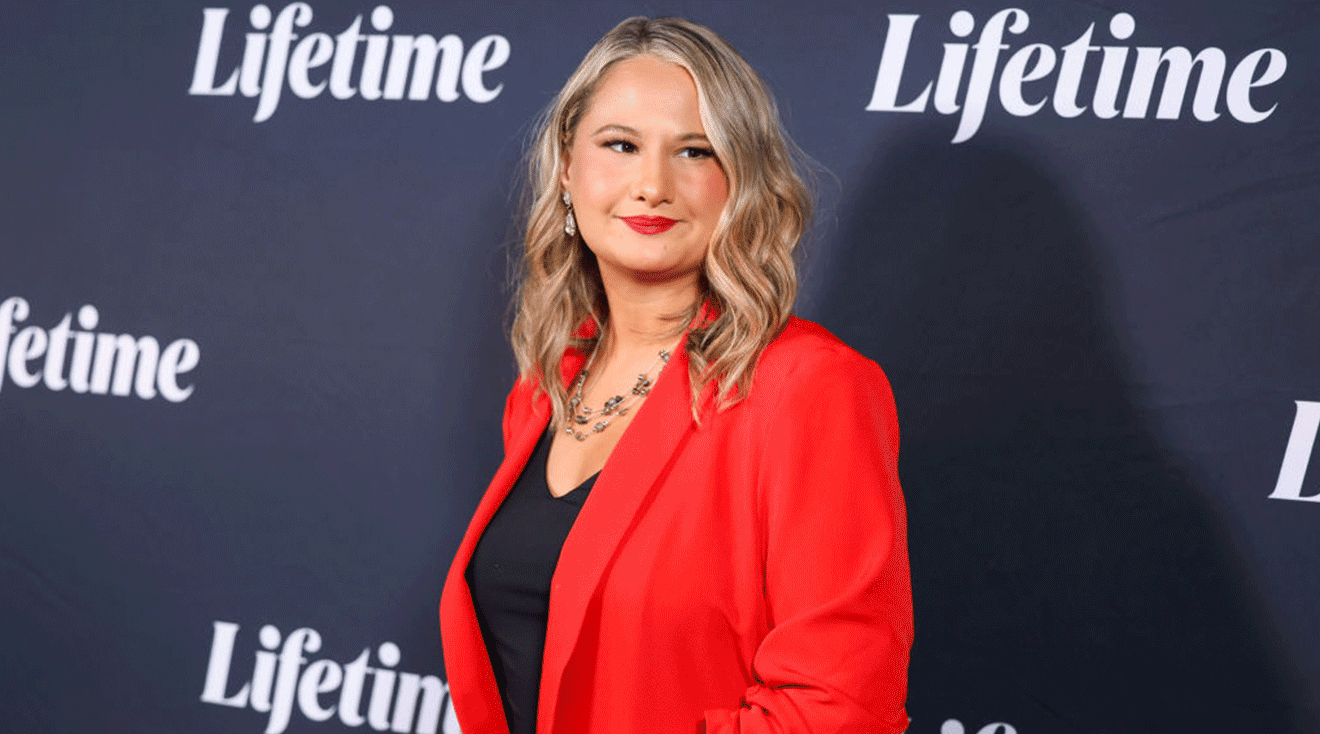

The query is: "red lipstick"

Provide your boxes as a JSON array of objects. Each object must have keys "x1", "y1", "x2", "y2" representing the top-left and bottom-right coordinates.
[{"x1": 621, "y1": 215, "x2": 677, "y2": 235}]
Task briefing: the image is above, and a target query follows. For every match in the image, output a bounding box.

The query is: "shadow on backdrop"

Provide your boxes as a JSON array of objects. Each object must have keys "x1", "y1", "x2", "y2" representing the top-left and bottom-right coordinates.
[{"x1": 817, "y1": 127, "x2": 1309, "y2": 733}]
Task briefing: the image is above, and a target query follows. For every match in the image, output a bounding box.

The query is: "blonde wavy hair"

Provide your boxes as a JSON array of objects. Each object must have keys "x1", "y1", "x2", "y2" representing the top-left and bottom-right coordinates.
[{"x1": 511, "y1": 16, "x2": 811, "y2": 425}]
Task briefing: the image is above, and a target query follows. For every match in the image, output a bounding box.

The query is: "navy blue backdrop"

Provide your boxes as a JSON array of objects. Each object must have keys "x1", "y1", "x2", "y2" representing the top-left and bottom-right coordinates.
[{"x1": 3, "y1": 2, "x2": 1317, "y2": 733}]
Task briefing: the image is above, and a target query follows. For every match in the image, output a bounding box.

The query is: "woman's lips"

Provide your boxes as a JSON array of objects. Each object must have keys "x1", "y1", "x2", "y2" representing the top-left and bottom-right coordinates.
[{"x1": 621, "y1": 215, "x2": 677, "y2": 235}]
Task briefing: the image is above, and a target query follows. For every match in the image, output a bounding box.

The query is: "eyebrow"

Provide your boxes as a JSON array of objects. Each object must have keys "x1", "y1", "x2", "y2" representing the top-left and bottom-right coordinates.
[{"x1": 590, "y1": 123, "x2": 710, "y2": 143}]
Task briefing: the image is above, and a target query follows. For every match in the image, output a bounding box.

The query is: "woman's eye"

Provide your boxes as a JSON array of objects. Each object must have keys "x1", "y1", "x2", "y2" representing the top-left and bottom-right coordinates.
[
  {"x1": 604, "y1": 139, "x2": 636, "y2": 153},
  {"x1": 680, "y1": 146, "x2": 716, "y2": 159}
]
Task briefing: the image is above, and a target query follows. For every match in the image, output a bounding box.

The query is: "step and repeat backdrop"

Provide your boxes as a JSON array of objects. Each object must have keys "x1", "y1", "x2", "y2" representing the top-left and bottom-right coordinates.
[{"x1": 3, "y1": 1, "x2": 1317, "y2": 732}]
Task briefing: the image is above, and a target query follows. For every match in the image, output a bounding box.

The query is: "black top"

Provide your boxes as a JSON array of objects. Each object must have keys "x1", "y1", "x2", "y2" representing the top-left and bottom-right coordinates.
[{"x1": 465, "y1": 429, "x2": 599, "y2": 734}]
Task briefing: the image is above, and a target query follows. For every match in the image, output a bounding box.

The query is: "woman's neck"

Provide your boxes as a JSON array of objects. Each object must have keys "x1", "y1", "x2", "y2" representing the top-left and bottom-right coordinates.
[{"x1": 597, "y1": 272, "x2": 700, "y2": 363}]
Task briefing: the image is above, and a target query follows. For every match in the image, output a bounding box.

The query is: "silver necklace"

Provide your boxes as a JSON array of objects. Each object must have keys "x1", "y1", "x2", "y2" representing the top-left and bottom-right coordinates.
[{"x1": 566, "y1": 345, "x2": 672, "y2": 441}]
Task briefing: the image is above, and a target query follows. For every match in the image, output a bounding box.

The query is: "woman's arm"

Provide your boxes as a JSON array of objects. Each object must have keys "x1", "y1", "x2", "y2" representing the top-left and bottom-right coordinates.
[{"x1": 704, "y1": 352, "x2": 912, "y2": 734}]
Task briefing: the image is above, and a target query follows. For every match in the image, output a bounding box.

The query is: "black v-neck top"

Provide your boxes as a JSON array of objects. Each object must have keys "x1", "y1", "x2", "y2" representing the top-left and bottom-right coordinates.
[{"x1": 464, "y1": 428, "x2": 600, "y2": 734}]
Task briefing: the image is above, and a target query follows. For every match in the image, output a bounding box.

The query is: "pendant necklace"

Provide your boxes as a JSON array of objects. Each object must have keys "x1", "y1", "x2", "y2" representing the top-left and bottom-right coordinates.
[{"x1": 565, "y1": 344, "x2": 672, "y2": 441}]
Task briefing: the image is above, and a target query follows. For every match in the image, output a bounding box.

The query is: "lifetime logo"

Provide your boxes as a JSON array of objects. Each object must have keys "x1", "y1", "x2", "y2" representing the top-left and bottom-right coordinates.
[
  {"x1": 201, "y1": 621, "x2": 458, "y2": 734},
  {"x1": 1271, "y1": 400, "x2": 1320, "y2": 503},
  {"x1": 0, "y1": 297, "x2": 199, "y2": 403},
  {"x1": 940, "y1": 720, "x2": 1017, "y2": 734},
  {"x1": 867, "y1": 9, "x2": 1288, "y2": 143},
  {"x1": 190, "y1": 3, "x2": 511, "y2": 123}
]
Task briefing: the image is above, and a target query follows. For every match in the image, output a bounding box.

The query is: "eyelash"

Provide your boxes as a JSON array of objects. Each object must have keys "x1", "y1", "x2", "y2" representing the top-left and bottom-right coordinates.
[{"x1": 602, "y1": 139, "x2": 715, "y2": 159}]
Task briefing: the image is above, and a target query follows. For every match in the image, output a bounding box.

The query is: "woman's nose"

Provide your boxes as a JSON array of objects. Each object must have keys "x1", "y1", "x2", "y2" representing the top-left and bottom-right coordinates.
[{"x1": 631, "y1": 150, "x2": 672, "y2": 204}]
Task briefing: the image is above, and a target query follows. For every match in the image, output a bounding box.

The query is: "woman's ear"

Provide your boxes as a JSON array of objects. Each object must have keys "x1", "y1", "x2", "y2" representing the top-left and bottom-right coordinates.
[{"x1": 560, "y1": 149, "x2": 572, "y2": 191}]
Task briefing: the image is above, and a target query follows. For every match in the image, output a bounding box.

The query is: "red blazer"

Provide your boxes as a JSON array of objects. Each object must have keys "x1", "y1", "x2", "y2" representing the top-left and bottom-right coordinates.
[{"x1": 439, "y1": 317, "x2": 912, "y2": 734}]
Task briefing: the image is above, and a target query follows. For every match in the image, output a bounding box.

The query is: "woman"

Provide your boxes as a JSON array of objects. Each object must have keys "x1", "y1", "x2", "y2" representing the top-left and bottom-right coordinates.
[{"x1": 440, "y1": 16, "x2": 911, "y2": 734}]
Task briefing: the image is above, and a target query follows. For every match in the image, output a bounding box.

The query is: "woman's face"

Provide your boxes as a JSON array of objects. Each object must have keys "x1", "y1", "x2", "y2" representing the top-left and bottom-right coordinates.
[{"x1": 562, "y1": 54, "x2": 729, "y2": 291}]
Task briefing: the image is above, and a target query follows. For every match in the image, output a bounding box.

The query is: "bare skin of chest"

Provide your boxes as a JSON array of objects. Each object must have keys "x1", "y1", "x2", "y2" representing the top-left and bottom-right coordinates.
[{"x1": 544, "y1": 355, "x2": 654, "y2": 497}]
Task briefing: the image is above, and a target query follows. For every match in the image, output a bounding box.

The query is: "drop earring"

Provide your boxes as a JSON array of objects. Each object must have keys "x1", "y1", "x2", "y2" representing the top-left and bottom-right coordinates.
[{"x1": 563, "y1": 191, "x2": 577, "y2": 237}]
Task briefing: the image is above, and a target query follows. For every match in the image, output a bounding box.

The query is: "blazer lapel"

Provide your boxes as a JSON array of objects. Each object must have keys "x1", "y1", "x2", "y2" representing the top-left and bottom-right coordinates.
[
  {"x1": 537, "y1": 340, "x2": 698, "y2": 733},
  {"x1": 440, "y1": 380, "x2": 553, "y2": 734}
]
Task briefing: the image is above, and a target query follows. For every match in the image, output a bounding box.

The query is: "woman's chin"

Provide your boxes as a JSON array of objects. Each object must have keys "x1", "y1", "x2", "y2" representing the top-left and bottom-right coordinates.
[{"x1": 603, "y1": 262, "x2": 703, "y2": 288}]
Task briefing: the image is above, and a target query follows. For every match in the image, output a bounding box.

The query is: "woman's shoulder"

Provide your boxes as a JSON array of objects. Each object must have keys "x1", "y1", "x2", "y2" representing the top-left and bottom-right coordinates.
[
  {"x1": 738, "y1": 317, "x2": 900, "y2": 451},
  {"x1": 501, "y1": 368, "x2": 551, "y2": 433},
  {"x1": 739, "y1": 316, "x2": 895, "y2": 415},
  {"x1": 758, "y1": 317, "x2": 888, "y2": 382}
]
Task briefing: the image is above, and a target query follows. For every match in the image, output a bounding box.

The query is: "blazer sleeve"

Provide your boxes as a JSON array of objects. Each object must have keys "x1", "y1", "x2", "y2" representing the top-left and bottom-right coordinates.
[{"x1": 703, "y1": 351, "x2": 913, "y2": 734}]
